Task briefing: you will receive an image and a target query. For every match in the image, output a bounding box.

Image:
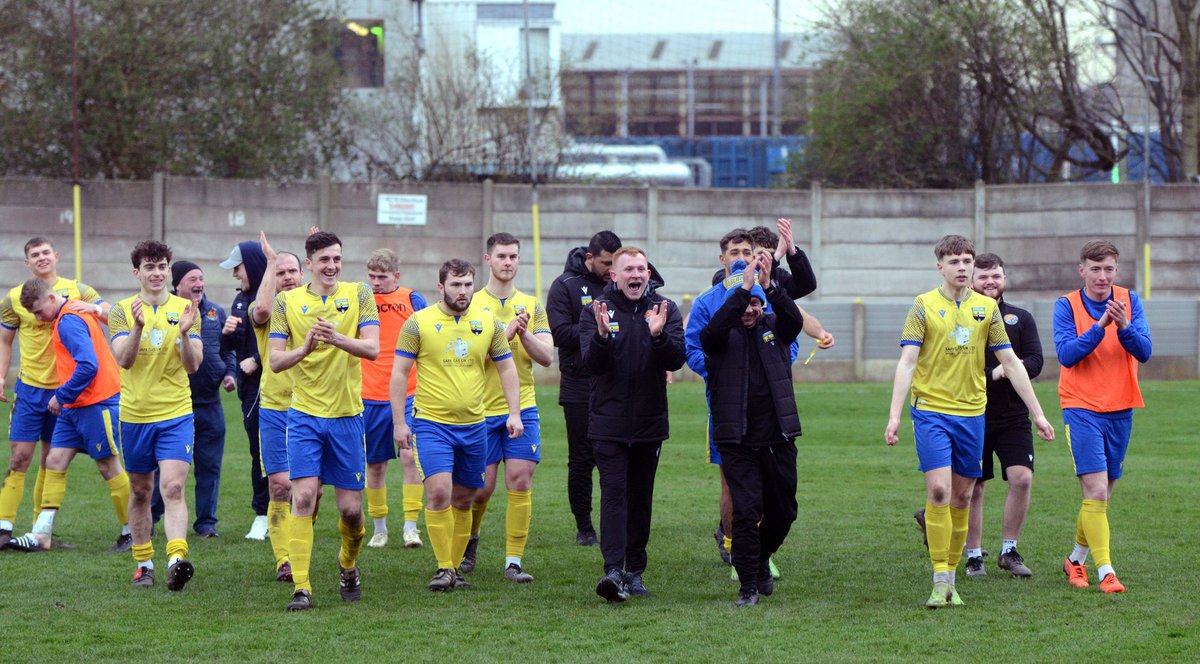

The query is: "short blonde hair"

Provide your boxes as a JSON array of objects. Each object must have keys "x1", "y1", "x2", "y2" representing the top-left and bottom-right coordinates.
[{"x1": 367, "y1": 248, "x2": 400, "y2": 273}]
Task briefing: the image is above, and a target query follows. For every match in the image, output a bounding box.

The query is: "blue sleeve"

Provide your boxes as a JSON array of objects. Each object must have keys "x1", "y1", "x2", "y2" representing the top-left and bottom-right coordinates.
[
  {"x1": 1052, "y1": 297, "x2": 1105, "y2": 367},
  {"x1": 684, "y1": 294, "x2": 714, "y2": 379},
  {"x1": 1118, "y1": 291, "x2": 1152, "y2": 363},
  {"x1": 55, "y1": 315, "x2": 98, "y2": 406},
  {"x1": 411, "y1": 291, "x2": 428, "y2": 311}
]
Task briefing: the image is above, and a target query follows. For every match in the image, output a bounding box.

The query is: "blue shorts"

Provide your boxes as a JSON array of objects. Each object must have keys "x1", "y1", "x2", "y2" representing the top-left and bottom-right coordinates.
[
  {"x1": 121, "y1": 414, "x2": 195, "y2": 474},
  {"x1": 287, "y1": 410, "x2": 365, "y2": 490},
  {"x1": 911, "y1": 408, "x2": 984, "y2": 478},
  {"x1": 259, "y1": 407, "x2": 289, "y2": 477},
  {"x1": 51, "y1": 397, "x2": 120, "y2": 461},
  {"x1": 1064, "y1": 408, "x2": 1133, "y2": 479},
  {"x1": 412, "y1": 418, "x2": 486, "y2": 489},
  {"x1": 707, "y1": 416, "x2": 720, "y2": 465},
  {"x1": 484, "y1": 407, "x2": 542, "y2": 465},
  {"x1": 363, "y1": 396, "x2": 414, "y2": 464},
  {"x1": 8, "y1": 381, "x2": 56, "y2": 443}
]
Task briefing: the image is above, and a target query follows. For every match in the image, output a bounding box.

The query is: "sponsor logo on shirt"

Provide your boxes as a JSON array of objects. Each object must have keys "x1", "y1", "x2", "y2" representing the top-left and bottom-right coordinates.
[{"x1": 1004, "y1": 314, "x2": 1019, "y2": 325}]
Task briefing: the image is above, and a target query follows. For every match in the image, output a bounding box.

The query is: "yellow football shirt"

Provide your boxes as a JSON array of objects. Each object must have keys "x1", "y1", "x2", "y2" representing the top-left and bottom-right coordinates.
[
  {"x1": 396, "y1": 301, "x2": 512, "y2": 426},
  {"x1": 900, "y1": 288, "x2": 1011, "y2": 417},
  {"x1": 269, "y1": 281, "x2": 379, "y2": 418},
  {"x1": 472, "y1": 288, "x2": 550, "y2": 416},
  {"x1": 108, "y1": 293, "x2": 201, "y2": 423},
  {"x1": 251, "y1": 300, "x2": 293, "y2": 411},
  {"x1": 1, "y1": 278, "x2": 103, "y2": 389}
]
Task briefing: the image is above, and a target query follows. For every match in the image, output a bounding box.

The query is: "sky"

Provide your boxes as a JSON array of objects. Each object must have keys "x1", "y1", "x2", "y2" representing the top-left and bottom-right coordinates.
[{"x1": 554, "y1": 0, "x2": 823, "y2": 35}]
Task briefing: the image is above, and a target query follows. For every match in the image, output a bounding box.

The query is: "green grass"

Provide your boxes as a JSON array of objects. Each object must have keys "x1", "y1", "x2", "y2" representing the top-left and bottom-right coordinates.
[{"x1": 2, "y1": 382, "x2": 1198, "y2": 662}]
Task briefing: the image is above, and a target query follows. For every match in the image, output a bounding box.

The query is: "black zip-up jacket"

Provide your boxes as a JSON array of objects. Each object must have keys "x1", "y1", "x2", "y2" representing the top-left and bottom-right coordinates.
[
  {"x1": 186, "y1": 295, "x2": 237, "y2": 405},
  {"x1": 547, "y1": 247, "x2": 609, "y2": 405},
  {"x1": 548, "y1": 247, "x2": 666, "y2": 405},
  {"x1": 700, "y1": 285, "x2": 803, "y2": 446},
  {"x1": 709, "y1": 248, "x2": 817, "y2": 299},
  {"x1": 219, "y1": 241, "x2": 268, "y2": 402},
  {"x1": 985, "y1": 298, "x2": 1043, "y2": 421},
  {"x1": 579, "y1": 280, "x2": 686, "y2": 444}
]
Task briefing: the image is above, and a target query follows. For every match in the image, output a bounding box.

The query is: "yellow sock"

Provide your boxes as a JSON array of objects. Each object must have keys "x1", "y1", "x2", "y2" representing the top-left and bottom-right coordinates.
[
  {"x1": 505, "y1": 489, "x2": 532, "y2": 560},
  {"x1": 166, "y1": 537, "x2": 189, "y2": 561},
  {"x1": 106, "y1": 472, "x2": 130, "y2": 525},
  {"x1": 1076, "y1": 504, "x2": 1089, "y2": 546},
  {"x1": 132, "y1": 540, "x2": 154, "y2": 564},
  {"x1": 425, "y1": 506, "x2": 454, "y2": 569},
  {"x1": 402, "y1": 484, "x2": 424, "y2": 523},
  {"x1": 470, "y1": 499, "x2": 489, "y2": 537},
  {"x1": 41, "y1": 469, "x2": 68, "y2": 511},
  {"x1": 0, "y1": 470, "x2": 27, "y2": 524},
  {"x1": 338, "y1": 517, "x2": 366, "y2": 570},
  {"x1": 267, "y1": 500, "x2": 291, "y2": 567},
  {"x1": 451, "y1": 507, "x2": 472, "y2": 565},
  {"x1": 289, "y1": 513, "x2": 315, "y2": 593},
  {"x1": 1080, "y1": 499, "x2": 1111, "y2": 567},
  {"x1": 723, "y1": 535, "x2": 733, "y2": 555},
  {"x1": 32, "y1": 467, "x2": 47, "y2": 521},
  {"x1": 948, "y1": 506, "x2": 970, "y2": 570},
  {"x1": 925, "y1": 502, "x2": 952, "y2": 573},
  {"x1": 365, "y1": 487, "x2": 388, "y2": 520}
]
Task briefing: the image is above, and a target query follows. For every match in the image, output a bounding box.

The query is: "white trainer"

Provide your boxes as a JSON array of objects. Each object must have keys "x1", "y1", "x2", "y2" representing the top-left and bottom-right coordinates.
[
  {"x1": 402, "y1": 528, "x2": 423, "y2": 549},
  {"x1": 244, "y1": 515, "x2": 269, "y2": 541},
  {"x1": 368, "y1": 531, "x2": 389, "y2": 548}
]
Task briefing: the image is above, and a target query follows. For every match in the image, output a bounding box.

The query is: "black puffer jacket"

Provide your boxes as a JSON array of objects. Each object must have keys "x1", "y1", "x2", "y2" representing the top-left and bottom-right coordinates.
[
  {"x1": 219, "y1": 241, "x2": 268, "y2": 401},
  {"x1": 547, "y1": 247, "x2": 609, "y2": 405},
  {"x1": 700, "y1": 285, "x2": 803, "y2": 446},
  {"x1": 579, "y1": 280, "x2": 686, "y2": 444}
]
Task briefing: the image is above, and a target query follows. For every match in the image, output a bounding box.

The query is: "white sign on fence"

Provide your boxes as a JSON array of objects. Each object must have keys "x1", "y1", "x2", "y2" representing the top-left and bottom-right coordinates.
[{"x1": 377, "y1": 194, "x2": 427, "y2": 226}]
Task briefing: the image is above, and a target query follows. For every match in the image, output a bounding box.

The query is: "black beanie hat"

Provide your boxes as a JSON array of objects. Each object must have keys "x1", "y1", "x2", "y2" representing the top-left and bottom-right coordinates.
[{"x1": 171, "y1": 261, "x2": 202, "y2": 291}]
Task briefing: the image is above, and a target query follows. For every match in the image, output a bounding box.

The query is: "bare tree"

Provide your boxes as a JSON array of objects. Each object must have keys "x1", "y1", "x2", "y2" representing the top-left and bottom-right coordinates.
[
  {"x1": 347, "y1": 41, "x2": 568, "y2": 182},
  {"x1": 1092, "y1": 0, "x2": 1200, "y2": 181}
]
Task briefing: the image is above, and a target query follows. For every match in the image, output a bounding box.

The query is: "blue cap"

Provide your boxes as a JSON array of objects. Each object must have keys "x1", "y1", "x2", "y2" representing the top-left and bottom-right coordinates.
[{"x1": 724, "y1": 268, "x2": 767, "y2": 304}]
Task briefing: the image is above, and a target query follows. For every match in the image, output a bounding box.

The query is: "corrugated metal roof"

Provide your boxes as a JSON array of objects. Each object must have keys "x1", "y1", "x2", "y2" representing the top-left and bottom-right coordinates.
[{"x1": 563, "y1": 33, "x2": 823, "y2": 71}]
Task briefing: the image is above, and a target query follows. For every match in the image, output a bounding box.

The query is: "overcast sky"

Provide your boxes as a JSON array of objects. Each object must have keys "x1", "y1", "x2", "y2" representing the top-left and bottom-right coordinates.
[{"x1": 554, "y1": 0, "x2": 823, "y2": 34}]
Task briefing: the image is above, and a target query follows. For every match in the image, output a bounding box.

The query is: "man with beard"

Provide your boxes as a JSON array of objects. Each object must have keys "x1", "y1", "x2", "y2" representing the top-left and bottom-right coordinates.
[
  {"x1": 962, "y1": 253, "x2": 1042, "y2": 578},
  {"x1": 460, "y1": 233, "x2": 553, "y2": 583},
  {"x1": 580, "y1": 247, "x2": 686, "y2": 602},
  {"x1": 218, "y1": 239, "x2": 271, "y2": 540},
  {"x1": 391, "y1": 259, "x2": 523, "y2": 592},
  {"x1": 269, "y1": 231, "x2": 380, "y2": 611},
  {"x1": 546, "y1": 230, "x2": 621, "y2": 546}
]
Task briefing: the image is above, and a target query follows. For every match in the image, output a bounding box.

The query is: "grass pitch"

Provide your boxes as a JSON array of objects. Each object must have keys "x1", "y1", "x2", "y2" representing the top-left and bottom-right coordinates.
[{"x1": 2, "y1": 381, "x2": 1197, "y2": 662}]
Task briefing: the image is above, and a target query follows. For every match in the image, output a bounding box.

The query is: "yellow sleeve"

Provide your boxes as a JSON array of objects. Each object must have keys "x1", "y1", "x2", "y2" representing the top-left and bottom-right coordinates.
[
  {"x1": 269, "y1": 294, "x2": 289, "y2": 338},
  {"x1": 900, "y1": 300, "x2": 926, "y2": 346},
  {"x1": 78, "y1": 283, "x2": 103, "y2": 304},
  {"x1": 0, "y1": 295, "x2": 17, "y2": 330},
  {"x1": 489, "y1": 317, "x2": 512, "y2": 359},
  {"x1": 531, "y1": 301, "x2": 550, "y2": 334},
  {"x1": 357, "y1": 283, "x2": 379, "y2": 327},
  {"x1": 986, "y1": 307, "x2": 1011, "y2": 348},
  {"x1": 108, "y1": 303, "x2": 129, "y2": 339},
  {"x1": 396, "y1": 317, "x2": 420, "y2": 356}
]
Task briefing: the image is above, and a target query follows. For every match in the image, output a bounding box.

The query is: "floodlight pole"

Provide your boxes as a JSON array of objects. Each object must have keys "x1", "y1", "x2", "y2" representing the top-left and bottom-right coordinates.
[
  {"x1": 523, "y1": 0, "x2": 544, "y2": 301},
  {"x1": 70, "y1": 0, "x2": 83, "y2": 281},
  {"x1": 772, "y1": 0, "x2": 781, "y2": 136}
]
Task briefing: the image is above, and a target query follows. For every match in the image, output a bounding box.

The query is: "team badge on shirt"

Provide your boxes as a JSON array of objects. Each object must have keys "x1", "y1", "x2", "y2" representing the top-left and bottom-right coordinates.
[
  {"x1": 580, "y1": 295, "x2": 592, "y2": 306},
  {"x1": 514, "y1": 304, "x2": 527, "y2": 316},
  {"x1": 1004, "y1": 314, "x2": 1018, "y2": 325},
  {"x1": 761, "y1": 330, "x2": 776, "y2": 345},
  {"x1": 470, "y1": 320, "x2": 484, "y2": 335},
  {"x1": 57, "y1": 289, "x2": 70, "y2": 298},
  {"x1": 971, "y1": 306, "x2": 986, "y2": 322},
  {"x1": 206, "y1": 309, "x2": 217, "y2": 319},
  {"x1": 335, "y1": 297, "x2": 350, "y2": 313},
  {"x1": 607, "y1": 321, "x2": 620, "y2": 336},
  {"x1": 166, "y1": 311, "x2": 180, "y2": 326}
]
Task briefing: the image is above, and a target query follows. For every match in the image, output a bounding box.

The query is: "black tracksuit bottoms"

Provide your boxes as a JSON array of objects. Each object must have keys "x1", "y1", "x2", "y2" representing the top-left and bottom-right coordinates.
[
  {"x1": 593, "y1": 439, "x2": 662, "y2": 576},
  {"x1": 716, "y1": 440, "x2": 798, "y2": 594},
  {"x1": 563, "y1": 402, "x2": 597, "y2": 532}
]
